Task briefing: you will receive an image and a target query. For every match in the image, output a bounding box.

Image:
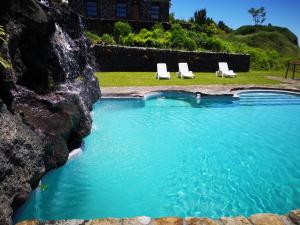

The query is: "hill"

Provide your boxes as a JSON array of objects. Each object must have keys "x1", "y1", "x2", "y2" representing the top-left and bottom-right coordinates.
[
  {"x1": 85, "y1": 22, "x2": 300, "y2": 71},
  {"x1": 221, "y1": 25, "x2": 300, "y2": 57}
]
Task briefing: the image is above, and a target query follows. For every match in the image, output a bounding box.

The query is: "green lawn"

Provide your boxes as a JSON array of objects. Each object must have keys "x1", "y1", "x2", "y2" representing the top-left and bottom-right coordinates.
[{"x1": 96, "y1": 71, "x2": 294, "y2": 87}]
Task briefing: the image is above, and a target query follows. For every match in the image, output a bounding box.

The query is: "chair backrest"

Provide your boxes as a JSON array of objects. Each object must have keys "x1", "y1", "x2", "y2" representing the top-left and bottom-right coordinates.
[
  {"x1": 219, "y1": 62, "x2": 229, "y2": 72},
  {"x1": 157, "y1": 63, "x2": 168, "y2": 73},
  {"x1": 179, "y1": 63, "x2": 189, "y2": 73}
]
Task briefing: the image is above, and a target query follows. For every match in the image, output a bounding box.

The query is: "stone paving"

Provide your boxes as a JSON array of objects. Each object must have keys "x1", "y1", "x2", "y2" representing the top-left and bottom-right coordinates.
[
  {"x1": 15, "y1": 209, "x2": 300, "y2": 225},
  {"x1": 101, "y1": 83, "x2": 300, "y2": 98}
]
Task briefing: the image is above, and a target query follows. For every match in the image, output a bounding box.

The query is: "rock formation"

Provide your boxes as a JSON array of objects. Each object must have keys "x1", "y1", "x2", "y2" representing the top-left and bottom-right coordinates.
[{"x1": 0, "y1": 0, "x2": 101, "y2": 224}]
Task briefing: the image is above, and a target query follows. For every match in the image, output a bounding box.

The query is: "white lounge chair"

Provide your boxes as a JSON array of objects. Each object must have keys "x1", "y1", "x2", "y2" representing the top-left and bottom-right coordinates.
[
  {"x1": 216, "y1": 62, "x2": 237, "y2": 78},
  {"x1": 156, "y1": 63, "x2": 171, "y2": 80},
  {"x1": 177, "y1": 63, "x2": 195, "y2": 79}
]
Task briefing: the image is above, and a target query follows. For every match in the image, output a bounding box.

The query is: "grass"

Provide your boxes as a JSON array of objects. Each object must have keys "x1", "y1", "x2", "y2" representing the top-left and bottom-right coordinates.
[{"x1": 96, "y1": 71, "x2": 298, "y2": 87}]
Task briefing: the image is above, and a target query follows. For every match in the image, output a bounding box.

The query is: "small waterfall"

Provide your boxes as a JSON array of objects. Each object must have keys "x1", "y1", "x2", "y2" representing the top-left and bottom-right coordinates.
[
  {"x1": 52, "y1": 23, "x2": 79, "y2": 81},
  {"x1": 38, "y1": 0, "x2": 49, "y2": 7},
  {"x1": 79, "y1": 16, "x2": 84, "y2": 30},
  {"x1": 68, "y1": 148, "x2": 83, "y2": 160}
]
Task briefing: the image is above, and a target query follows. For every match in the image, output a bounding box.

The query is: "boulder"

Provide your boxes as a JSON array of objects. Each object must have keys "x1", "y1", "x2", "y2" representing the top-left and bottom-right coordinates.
[
  {"x1": 289, "y1": 210, "x2": 300, "y2": 225},
  {"x1": 249, "y1": 214, "x2": 286, "y2": 225},
  {"x1": 219, "y1": 217, "x2": 252, "y2": 225},
  {"x1": 0, "y1": 0, "x2": 101, "y2": 224}
]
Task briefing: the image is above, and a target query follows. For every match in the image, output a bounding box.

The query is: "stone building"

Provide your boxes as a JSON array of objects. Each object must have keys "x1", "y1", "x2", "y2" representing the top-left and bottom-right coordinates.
[{"x1": 69, "y1": 0, "x2": 170, "y2": 23}]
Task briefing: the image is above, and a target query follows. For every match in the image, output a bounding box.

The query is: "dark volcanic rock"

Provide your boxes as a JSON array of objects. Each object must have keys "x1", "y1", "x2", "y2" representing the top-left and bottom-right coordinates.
[
  {"x1": 0, "y1": 100, "x2": 46, "y2": 225},
  {"x1": 0, "y1": 0, "x2": 101, "y2": 224}
]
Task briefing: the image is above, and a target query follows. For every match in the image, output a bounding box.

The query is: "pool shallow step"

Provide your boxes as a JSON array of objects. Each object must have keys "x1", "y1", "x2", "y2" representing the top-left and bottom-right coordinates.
[
  {"x1": 15, "y1": 209, "x2": 300, "y2": 225},
  {"x1": 238, "y1": 93, "x2": 300, "y2": 106}
]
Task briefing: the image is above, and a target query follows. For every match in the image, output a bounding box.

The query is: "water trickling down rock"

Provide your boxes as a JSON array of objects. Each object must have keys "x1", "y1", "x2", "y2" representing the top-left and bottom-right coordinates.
[{"x1": 0, "y1": 0, "x2": 101, "y2": 224}]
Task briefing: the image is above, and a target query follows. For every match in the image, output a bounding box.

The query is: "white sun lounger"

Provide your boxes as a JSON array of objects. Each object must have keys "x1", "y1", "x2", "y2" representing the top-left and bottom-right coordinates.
[
  {"x1": 177, "y1": 63, "x2": 195, "y2": 79},
  {"x1": 156, "y1": 63, "x2": 171, "y2": 80},
  {"x1": 216, "y1": 62, "x2": 237, "y2": 78}
]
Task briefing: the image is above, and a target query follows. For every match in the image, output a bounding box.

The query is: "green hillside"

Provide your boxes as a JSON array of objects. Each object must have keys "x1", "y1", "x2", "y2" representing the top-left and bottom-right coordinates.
[
  {"x1": 222, "y1": 25, "x2": 300, "y2": 57},
  {"x1": 85, "y1": 20, "x2": 300, "y2": 71},
  {"x1": 234, "y1": 25, "x2": 298, "y2": 45}
]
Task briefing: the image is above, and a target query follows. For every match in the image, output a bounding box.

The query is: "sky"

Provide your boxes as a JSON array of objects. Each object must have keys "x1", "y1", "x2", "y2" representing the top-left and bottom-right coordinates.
[{"x1": 170, "y1": 0, "x2": 300, "y2": 43}]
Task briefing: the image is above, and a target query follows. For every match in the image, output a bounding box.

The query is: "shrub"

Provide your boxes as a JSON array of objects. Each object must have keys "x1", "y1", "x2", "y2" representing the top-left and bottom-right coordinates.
[
  {"x1": 218, "y1": 21, "x2": 232, "y2": 33},
  {"x1": 121, "y1": 33, "x2": 135, "y2": 46},
  {"x1": 120, "y1": 25, "x2": 171, "y2": 49},
  {"x1": 0, "y1": 25, "x2": 6, "y2": 43},
  {"x1": 84, "y1": 31, "x2": 101, "y2": 44},
  {"x1": 170, "y1": 24, "x2": 196, "y2": 50},
  {"x1": 0, "y1": 25, "x2": 10, "y2": 69},
  {"x1": 101, "y1": 33, "x2": 116, "y2": 45},
  {"x1": 114, "y1": 21, "x2": 132, "y2": 38},
  {"x1": 202, "y1": 23, "x2": 220, "y2": 35}
]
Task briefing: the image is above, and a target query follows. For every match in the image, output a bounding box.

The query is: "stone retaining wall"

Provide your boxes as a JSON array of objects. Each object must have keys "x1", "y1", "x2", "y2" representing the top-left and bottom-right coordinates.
[
  {"x1": 93, "y1": 45, "x2": 250, "y2": 72},
  {"x1": 16, "y1": 209, "x2": 300, "y2": 225}
]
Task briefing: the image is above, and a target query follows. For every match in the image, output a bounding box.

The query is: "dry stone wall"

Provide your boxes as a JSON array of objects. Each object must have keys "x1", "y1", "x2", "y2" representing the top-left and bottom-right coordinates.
[{"x1": 93, "y1": 45, "x2": 250, "y2": 72}]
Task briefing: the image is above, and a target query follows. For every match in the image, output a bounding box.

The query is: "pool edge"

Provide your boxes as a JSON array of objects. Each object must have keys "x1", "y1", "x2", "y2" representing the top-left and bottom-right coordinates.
[
  {"x1": 15, "y1": 209, "x2": 300, "y2": 225},
  {"x1": 101, "y1": 86, "x2": 300, "y2": 99}
]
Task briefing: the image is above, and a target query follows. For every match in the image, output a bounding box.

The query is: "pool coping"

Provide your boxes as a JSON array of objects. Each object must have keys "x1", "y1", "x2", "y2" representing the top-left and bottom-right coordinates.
[
  {"x1": 15, "y1": 209, "x2": 300, "y2": 225},
  {"x1": 101, "y1": 85, "x2": 300, "y2": 99}
]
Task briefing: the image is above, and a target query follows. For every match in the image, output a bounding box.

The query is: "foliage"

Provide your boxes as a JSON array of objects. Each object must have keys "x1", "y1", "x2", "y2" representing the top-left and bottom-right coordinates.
[
  {"x1": 85, "y1": 31, "x2": 116, "y2": 45},
  {"x1": 84, "y1": 31, "x2": 101, "y2": 44},
  {"x1": 218, "y1": 21, "x2": 232, "y2": 33},
  {"x1": 169, "y1": 13, "x2": 176, "y2": 24},
  {"x1": 121, "y1": 25, "x2": 171, "y2": 48},
  {"x1": 39, "y1": 183, "x2": 49, "y2": 191},
  {"x1": 0, "y1": 57, "x2": 11, "y2": 69},
  {"x1": 170, "y1": 24, "x2": 196, "y2": 50},
  {"x1": 0, "y1": 25, "x2": 6, "y2": 43},
  {"x1": 235, "y1": 25, "x2": 298, "y2": 45},
  {"x1": 0, "y1": 25, "x2": 11, "y2": 69},
  {"x1": 248, "y1": 7, "x2": 267, "y2": 25},
  {"x1": 113, "y1": 21, "x2": 132, "y2": 38},
  {"x1": 202, "y1": 23, "x2": 220, "y2": 35},
  {"x1": 84, "y1": 8, "x2": 300, "y2": 71},
  {"x1": 193, "y1": 9, "x2": 207, "y2": 26},
  {"x1": 101, "y1": 33, "x2": 116, "y2": 45}
]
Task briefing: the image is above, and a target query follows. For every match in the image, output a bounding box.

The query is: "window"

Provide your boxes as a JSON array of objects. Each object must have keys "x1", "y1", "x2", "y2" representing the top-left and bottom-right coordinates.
[
  {"x1": 86, "y1": 0, "x2": 97, "y2": 16},
  {"x1": 149, "y1": 4, "x2": 160, "y2": 20},
  {"x1": 116, "y1": 2, "x2": 127, "y2": 18}
]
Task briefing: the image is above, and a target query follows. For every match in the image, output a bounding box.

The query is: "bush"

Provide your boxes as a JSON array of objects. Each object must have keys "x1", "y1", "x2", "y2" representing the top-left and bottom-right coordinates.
[
  {"x1": 0, "y1": 25, "x2": 10, "y2": 69},
  {"x1": 101, "y1": 33, "x2": 116, "y2": 45},
  {"x1": 121, "y1": 25, "x2": 171, "y2": 49},
  {"x1": 170, "y1": 24, "x2": 196, "y2": 50},
  {"x1": 121, "y1": 33, "x2": 135, "y2": 46},
  {"x1": 84, "y1": 31, "x2": 101, "y2": 44},
  {"x1": 114, "y1": 21, "x2": 132, "y2": 38}
]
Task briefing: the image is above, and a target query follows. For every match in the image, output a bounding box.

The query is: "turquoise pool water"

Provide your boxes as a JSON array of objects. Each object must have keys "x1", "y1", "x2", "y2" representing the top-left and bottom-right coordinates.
[{"x1": 14, "y1": 91, "x2": 300, "y2": 222}]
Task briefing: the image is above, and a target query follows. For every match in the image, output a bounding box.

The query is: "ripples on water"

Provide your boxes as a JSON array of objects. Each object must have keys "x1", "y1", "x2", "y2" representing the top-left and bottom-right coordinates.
[{"x1": 14, "y1": 91, "x2": 300, "y2": 223}]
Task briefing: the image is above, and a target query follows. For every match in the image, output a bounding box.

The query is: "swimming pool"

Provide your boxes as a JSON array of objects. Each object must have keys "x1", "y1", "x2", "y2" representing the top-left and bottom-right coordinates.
[{"x1": 14, "y1": 91, "x2": 300, "y2": 223}]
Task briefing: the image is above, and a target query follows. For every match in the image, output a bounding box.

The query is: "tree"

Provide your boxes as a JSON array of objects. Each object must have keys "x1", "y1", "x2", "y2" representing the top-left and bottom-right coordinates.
[
  {"x1": 113, "y1": 21, "x2": 132, "y2": 37},
  {"x1": 193, "y1": 8, "x2": 208, "y2": 26},
  {"x1": 218, "y1": 21, "x2": 232, "y2": 33},
  {"x1": 248, "y1": 7, "x2": 267, "y2": 25},
  {"x1": 169, "y1": 13, "x2": 176, "y2": 24}
]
